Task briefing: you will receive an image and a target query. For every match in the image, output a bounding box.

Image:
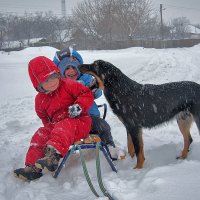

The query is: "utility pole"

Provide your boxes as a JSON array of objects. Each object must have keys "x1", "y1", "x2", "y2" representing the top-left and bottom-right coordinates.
[
  {"x1": 61, "y1": 0, "x2": 66, "y2": 17},
  {"x1": 160, "y1": 4, "x2": 164, "y2": 40}
]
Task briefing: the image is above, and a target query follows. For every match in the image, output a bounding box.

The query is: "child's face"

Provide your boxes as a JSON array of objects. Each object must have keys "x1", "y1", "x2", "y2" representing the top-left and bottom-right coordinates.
[
  {"x1": 64, "y1": 66, "x2": 78, "y2": 80},
  {"x1": 41, "y1": 77, "x2": 60, "y2": 94}
]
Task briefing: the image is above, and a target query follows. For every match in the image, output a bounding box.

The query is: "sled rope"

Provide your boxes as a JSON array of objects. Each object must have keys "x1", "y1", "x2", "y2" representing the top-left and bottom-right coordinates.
[
  {"x1": 96, "y1": 142, "x2": 114, "y2": 200},
  {"x1": 54, "y1": 142, "x2": 116, "y2": 199},
  {"x1": 76, "y1": 143, "x2": 115, "y2": 200},
  {"x1": 76, "y1": 145, "x2": 100, "y2": 198}
]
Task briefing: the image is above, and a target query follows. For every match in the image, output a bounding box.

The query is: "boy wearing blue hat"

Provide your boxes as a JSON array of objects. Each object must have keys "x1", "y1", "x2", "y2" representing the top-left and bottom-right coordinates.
[{"x1": 53, "y1": 47, "x2": 125, "y2": 160}]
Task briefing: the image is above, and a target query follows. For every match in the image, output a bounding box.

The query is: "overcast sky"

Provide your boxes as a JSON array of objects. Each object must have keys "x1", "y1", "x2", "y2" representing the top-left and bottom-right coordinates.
[
  {"x1": 151, "y1": 0, "x2": 200, "y2": 24},
  {"x1": 0, "y1": 0, "x2": 200, "y2": 24},
  {"x1": 0, "y1": 0, "x2": 82, "y2": 17}
]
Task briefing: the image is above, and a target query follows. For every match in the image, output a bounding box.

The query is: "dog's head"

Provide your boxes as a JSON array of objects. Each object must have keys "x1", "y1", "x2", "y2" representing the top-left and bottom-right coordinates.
[{"x1": 79, "y1": 60, "x2": 118, "y2": 89}]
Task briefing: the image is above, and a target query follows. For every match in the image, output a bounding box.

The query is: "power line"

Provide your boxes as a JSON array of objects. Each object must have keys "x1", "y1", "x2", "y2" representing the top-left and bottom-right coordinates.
[
  {"x1": 155, "y1": 4, "x2": 200, "y2": 13},
  {"x1": 165, "y1": 4, "x2": 200, "y2": 12},
  {"x1": 0, "y1": 5, "x2": 61, "y2": 11},
  {"x1": 0, "y1": 11, "x2": 73, "y2": 17},
  {"x1": 0, "y1": 1, "x2": 74, "y2": 17},
  {"x1": 0, "y1": 8, "x2": 66, "y2": 15}
]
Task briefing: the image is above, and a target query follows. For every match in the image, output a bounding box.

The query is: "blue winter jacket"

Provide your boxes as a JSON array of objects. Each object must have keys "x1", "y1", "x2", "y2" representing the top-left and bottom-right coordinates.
[
  {"x1": 78, "y1": 74, "x2": 102, "y2": 117},
  {"x1": 53, "y1": 48, "x2": 102, "y2": 117}
]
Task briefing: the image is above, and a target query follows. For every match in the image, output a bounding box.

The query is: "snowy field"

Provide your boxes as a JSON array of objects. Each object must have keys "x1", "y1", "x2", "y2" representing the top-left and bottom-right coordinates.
[{"x1": 1, "y1": 45, "x2": 200, "y2": 200}]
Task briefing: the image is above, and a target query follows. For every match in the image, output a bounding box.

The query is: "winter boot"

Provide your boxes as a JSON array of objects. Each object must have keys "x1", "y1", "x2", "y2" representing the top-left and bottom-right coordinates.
[
  {"x1": 14, "y1": 165, "x2": 42, "y2": 181},
  {"x1": 35, "y1": 146, "x2": 62, "y2": 172},
  {"x1": 108, "y1": 145, "x2": 126, "y2": 161}
]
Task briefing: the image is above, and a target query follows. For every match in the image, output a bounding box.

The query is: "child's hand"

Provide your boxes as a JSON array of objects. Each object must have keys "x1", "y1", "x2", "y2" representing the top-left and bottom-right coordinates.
[{"x1": 68, "y1": 104, "x2": 82, "y2": 118}]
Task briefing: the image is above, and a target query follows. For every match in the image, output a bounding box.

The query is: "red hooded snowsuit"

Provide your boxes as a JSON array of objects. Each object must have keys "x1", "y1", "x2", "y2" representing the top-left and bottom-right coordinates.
[{"x1": 25, "y1": 56, "x2": 94, "y2": 166}]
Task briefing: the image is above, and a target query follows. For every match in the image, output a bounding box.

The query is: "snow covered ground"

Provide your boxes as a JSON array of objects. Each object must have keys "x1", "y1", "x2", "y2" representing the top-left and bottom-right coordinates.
[{"x1": 1, "y1": 45, "x2": 200, "y2": 200}]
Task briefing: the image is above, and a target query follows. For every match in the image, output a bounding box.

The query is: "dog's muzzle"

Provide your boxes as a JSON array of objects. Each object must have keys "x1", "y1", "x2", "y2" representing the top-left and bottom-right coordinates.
[{"x1": 78, "y1": 64, "x2": 92, "y2": 73}]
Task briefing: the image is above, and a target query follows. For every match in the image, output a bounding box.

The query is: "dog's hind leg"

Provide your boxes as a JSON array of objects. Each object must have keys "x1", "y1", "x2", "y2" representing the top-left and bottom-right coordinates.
[
  {"x1": 176, "y1": 113, "x2": 193, "y2": 159},
  {"x1": 128, "y1": 128, "x2": 145, "y2": 169},
  {"x1": 193, "y1": 113, "x2": 200, "y2": 133}
]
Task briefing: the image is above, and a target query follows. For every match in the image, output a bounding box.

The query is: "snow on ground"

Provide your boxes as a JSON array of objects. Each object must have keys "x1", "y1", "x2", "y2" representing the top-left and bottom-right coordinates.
[{"x1": 1, "y1": 45, "x2": 200, "y2": 200}]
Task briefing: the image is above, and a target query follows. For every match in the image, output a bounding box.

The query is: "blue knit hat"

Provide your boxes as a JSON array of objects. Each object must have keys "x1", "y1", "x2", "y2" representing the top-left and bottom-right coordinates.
[{"x1": 58, "y1": 57, "x2": 81, "y2": 78}]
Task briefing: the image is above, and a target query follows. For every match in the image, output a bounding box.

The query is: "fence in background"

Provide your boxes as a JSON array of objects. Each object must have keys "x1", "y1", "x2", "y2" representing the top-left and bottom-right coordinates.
[{"x1": 1, "y1": 38, "x2": 200, "y2": 52}]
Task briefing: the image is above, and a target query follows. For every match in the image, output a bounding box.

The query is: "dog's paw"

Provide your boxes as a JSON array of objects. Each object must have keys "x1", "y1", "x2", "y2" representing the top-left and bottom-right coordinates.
[
  {"x1": 128, "y1": 152, "x2": 135, "y2": 158},
  {"x1": 176, "y1": 155, "x2": 187, "y2": 160},
  {"x1": 176, "y1": 149, "x2": 190, "y2": 160},
  {"x1": 133, "y1": 164, "x2": 144, "y2": 169}
]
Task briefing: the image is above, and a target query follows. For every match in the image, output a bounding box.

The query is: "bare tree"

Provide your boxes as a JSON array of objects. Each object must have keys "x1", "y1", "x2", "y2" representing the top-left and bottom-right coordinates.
[
  {"x1": 0, "y1": 14, "x2": 20, "y2": 48},
  {"x1": 0, "y1": 13, "x2": 7, "y2": 48},
  {"x1": 73, "y1": 0, "x2": 107, "y2": 40},
  {"x1": 72, "y1": 0, "x2": 158, "y2": 48},
  {"x1": 0, "y1": 11, "x2": 75, "y2": 49},
  {"x1": 113, "y1": 0, "x2": 154, "y2": 37},
  {"x1": 170, "y1": 17, "x2": 190, "y2": 39}
]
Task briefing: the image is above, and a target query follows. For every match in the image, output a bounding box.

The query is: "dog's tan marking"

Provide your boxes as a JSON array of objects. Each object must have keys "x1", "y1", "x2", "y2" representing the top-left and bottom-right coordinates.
[
  {"x1": 134, "y1": 129, "x2": 145, "y2": 169},
  {"x1": 127, "y1": 132, "x2": 135, "y2": 158},
  {"x1": 177, "y1": 114, "x2": 193, "y2": 159},
  {"x1": 84, "y1": 71, "x2": 104, "y2": 90}
]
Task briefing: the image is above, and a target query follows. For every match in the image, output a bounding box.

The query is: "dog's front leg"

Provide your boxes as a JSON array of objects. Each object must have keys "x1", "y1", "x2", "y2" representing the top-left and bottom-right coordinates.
[
  {"x1": 129, "y1": 128, "x2": 145, "y2": 169},
  {"x1": 127, "y1": 131, "x2": 135, "y2": 158}
]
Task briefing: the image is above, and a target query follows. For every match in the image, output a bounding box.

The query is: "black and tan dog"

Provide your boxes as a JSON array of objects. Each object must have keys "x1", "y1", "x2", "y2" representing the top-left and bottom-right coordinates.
[{"x1": 79, "y1": 60, "x2": 200, "y2": 169}]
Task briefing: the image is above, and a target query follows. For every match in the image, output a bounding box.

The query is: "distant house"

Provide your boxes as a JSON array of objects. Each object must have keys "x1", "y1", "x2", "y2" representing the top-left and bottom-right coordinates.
[
  {"x1": 2, "y1": 37, "x2": 45, "y2": 49},
  {"x1": 170, "y1": 24, "x2": 200, "y2": 39},
  {"x1": 188, "y1": 25, "x2": 200, "y2": 39}
]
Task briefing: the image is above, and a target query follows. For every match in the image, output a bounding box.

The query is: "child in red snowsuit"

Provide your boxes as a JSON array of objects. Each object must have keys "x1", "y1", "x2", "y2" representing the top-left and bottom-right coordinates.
[{"x1": 14, "y1": 56, "x2": 94, "y2": 181}]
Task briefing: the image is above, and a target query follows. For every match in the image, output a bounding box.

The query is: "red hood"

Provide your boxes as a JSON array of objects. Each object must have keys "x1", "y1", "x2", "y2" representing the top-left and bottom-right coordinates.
[{"x1": 28, "y1": 56, "x2": 60, "y2": 90}]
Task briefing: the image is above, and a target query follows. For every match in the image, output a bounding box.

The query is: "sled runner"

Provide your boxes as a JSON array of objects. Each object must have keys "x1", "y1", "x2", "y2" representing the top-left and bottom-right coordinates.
[{"x1": 53, "y1": 135, "x2": 117, "y2": 178}]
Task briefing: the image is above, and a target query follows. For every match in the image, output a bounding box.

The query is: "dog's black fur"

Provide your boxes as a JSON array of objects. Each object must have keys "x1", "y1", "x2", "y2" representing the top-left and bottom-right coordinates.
[{"x1": 79, "y1": 60, "x2": 200, "y2": 168}]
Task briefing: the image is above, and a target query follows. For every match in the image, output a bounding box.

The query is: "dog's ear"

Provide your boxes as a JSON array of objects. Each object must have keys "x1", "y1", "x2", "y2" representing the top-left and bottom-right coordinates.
[
  {"x1": 93, "y1": 60, "x2": 110, "y2": 72},
  {"x1": 78, "y1": 63, "x2": 94, "y2": 73},
  {"x1": 94, "y1": 60, "x2": 106, "y2": 66}
]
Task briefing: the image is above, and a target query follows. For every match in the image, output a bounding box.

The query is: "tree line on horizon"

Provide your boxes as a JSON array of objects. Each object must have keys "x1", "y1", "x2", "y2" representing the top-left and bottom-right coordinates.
[{"x1": 0, "y1": 0, "x2": 199, "y2": 50}]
